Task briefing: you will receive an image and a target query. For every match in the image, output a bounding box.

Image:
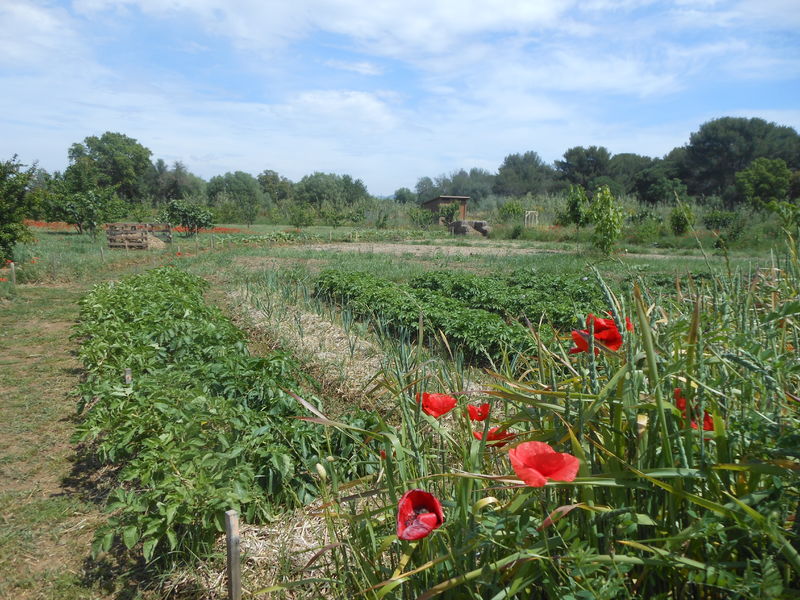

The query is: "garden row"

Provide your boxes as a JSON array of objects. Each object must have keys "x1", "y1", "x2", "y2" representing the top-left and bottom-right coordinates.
[
  {"x1": 312, "y1": 269, "x2": 608, "y2": 364},
  {"x1": 313, "y1": 270, "x2": 540, "y2": 363},
  {"x1": 72, "y1": 267, "x2": 376, "y2": 562}
]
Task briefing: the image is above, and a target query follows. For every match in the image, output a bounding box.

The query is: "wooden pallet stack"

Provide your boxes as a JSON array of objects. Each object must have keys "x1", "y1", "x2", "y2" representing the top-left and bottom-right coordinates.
[{"x1": 106, "y1": 223, "x2": 172, "y2": 250}]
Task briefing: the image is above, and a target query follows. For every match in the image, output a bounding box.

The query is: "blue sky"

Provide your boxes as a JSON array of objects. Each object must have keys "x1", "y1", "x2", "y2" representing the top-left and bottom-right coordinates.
[{"x1": 1, "y1": 0, "x2": 798, "y2": 196}]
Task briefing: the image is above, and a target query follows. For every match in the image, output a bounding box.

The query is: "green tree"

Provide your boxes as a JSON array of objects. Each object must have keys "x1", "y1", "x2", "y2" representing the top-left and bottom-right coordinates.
[
  {"x1": 148, "y1": 160, "x2": 205, "y2": 205},
  {"x1": 564, "y1": 185, "x2": 591, "y2": 232},
  {"x1": 415, "y1": 176, "x2": 441, "y2": 202},
  {"x1": 589, "y1": 185, "x2": 624, "y2": 255},
  {"x1": 607, "y1": 153, "x2": 654, "y2": 194},
  {"x1": 257, "y1": 169, "x2": 293, "y2": 203},
  {"x1": 207, "y1": 171, "x2": 268, "y2": 226},
  {"x1": 493, "y1": 151, "x2": 555, "y2": 196},
  {"x1": 68, "y1": 132, "x2": 154, "y2": 201},
  {"x1": 633, "y1": 168, "x2": 689, "y2": 205},
  {"x1": 555, "y1": 146, "x2": 612, "y2": 189},
  {"x1": 681, "y1": 117, "x2": 800, "y2": 204},
  {"x1": 393, "y1": 187, "x2": 416, "y2": 204},
  {"x1": 735, "y1": 157, "x2": 792, "y2": 209},
  {"x1": 160, "y1": 199, "x2": 213, "y2": 236},
  {"x1": 47, "y1": 188, "x2": 127, "y2": 237},
  {"x1": 0, "y1": 156, "x2": 35, "y2": 261}
]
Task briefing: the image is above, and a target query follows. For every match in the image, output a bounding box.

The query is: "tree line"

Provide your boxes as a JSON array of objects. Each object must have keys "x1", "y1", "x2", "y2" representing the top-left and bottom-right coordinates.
[
  {"x1": 1, "y1": 116, "x2": 799, "y2": 260},
  {"x1": 396, "y1": 117, "x2": 800, "y2": 209}
]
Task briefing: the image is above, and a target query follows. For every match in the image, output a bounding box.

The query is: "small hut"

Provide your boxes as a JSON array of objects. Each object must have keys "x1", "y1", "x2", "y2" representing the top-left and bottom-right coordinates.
[{"x1": 421, "y1": 195, "x2": 470, "y2": 222}]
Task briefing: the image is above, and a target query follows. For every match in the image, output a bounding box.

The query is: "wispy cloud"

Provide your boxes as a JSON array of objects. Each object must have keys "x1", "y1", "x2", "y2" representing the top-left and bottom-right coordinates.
[{"x1": 1, "y1": 0, "x2": 797, "y2": 194}]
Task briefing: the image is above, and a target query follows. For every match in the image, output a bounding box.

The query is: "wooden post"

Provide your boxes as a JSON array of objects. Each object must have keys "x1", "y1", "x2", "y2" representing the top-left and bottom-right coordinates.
[
  {"x1": 124, "y1": 368, "x2": 132, "y2": 384},
  {"x1": 100, "y1": 245, "x2": 105, "y2": 262},
  {"x1": 9, "y1": 262, "x2": 15, "y2": 285},
  {"x1": 225, "y1": 510, "x2": 242, "y2": 600},
  {"x1": 195, "y1": 236, "x2": 199, "y2": 254}
]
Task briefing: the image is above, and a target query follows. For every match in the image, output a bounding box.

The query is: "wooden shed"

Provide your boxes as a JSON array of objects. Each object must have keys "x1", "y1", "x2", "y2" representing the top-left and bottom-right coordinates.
[{"x1": 421, "y1": 195, "x2": 470, "y2": 221}]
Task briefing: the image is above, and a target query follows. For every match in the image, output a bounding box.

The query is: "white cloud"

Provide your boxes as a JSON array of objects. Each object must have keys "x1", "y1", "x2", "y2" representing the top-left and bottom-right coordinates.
[{"x1": 324, "y1": 59, "x2": 383, "y2": 76}]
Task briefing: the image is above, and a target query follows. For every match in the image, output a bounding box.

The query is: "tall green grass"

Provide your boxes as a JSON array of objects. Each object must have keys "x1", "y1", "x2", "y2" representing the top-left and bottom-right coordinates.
[{"x1": 272, "y1": 235, "x2": 800, "y2": 599}]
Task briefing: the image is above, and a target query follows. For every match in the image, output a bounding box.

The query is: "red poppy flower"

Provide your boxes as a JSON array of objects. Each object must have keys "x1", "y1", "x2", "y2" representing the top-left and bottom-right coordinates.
[
  {"x1": 569, "y1": 313, "x2": 633, "y2": 355},
  {"x1": 416, "y1": 392, "x2": 457, "y2": 418},
  {"x1": 473, "y1": 427, "x2": 516, "y2": 447},
  {"x1": 0, "y1": 277, "x2": 6, "y2": 282},
  {"x1": 176, "y1": 252, "x2": 183, "y2": 256},
  {"x1": 467, "y1": 403, "x2": 490, "y2": 421},
  {"x1": 509, "y1": 441, "x2": 580, "y2": 487},
  {"x1": 396, "y1": 489, "x2": 445, "y2": 541},
  {"x1": 674, "y1": 388, "x2": 714, "y2": 431}
]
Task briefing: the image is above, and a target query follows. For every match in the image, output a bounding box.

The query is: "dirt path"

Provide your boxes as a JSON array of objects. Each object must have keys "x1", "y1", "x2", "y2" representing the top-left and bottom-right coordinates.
[
  {"x1": 251, "y1": 240, "x2": 708, "y2": 261},
  {"x1": 0, "y1": 286, "x2": 111, "y2": 599}
]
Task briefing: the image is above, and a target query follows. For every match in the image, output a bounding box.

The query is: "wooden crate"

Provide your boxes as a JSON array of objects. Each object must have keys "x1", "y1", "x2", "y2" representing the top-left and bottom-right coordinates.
[{"x1": 106, "y1": 223, "x2": 172, "y2": 249}]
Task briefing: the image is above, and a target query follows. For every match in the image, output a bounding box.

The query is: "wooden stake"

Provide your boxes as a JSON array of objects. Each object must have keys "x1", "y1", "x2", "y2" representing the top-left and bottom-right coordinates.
[
  {"x1": 225, "y1": 510, "x2": 242, "y2": 600},
  {"x1": 124, "y1": 368, "x2": 132, "y2": 384},
  {"x1": 9, "y1": 262, "x2": 16, "y2": 285},
  {"x1": 100, "y1": 245, "x2": 105, "y2": 262}
]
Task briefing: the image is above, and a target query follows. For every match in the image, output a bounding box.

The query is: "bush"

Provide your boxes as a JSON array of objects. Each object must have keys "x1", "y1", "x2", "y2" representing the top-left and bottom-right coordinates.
[
  {"x1": 702, "y1": 209, "x2": 737, "y2": 231},
  {"x1": 669, "y1": 202, "x2": 694, "y2": 236},
  {"x1": 498, "y1": 199, "x2": 525, "y2": 224}
]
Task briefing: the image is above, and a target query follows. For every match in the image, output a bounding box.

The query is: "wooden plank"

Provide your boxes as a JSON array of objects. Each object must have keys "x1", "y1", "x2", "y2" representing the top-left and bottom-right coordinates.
[{"x1": 225, "y1": 510, "x2": 242, "y2": 600}]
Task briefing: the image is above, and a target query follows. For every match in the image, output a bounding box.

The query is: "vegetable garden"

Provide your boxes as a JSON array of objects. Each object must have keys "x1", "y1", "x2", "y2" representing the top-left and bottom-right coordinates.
[{"x1": 4, "y1": 225, "x2": 800, "y2": 599}]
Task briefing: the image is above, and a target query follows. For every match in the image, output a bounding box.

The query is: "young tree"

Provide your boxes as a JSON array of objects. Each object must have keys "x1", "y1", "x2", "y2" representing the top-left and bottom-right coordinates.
[
  {"x1": 589, "y1": 185, "x2": 624, "y2": 255},
  {"x1": 48, "y1": 189, "x2": 126, "y2": 237},
  {"x1": 0, "y1": 156, "x2": 35, "y2": 261},
  {"x1": 160, "y1": 199, "x2": 213, "y2": 236}
]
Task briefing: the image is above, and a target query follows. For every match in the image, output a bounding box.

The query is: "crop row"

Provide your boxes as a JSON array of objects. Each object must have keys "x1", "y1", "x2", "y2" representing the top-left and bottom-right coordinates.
[
  {"x1": 73, "y1": 267, "x2": 375, "y2": 562},
  {"x1": 408, "y1": 269, "x2": 606, "y2": 330},
  {"x1": 313, "y1": 270, "x2": 540, "y2": 363}
]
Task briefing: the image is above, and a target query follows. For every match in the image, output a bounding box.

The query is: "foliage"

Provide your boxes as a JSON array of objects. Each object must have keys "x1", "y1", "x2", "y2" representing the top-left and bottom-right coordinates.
[
  {"x1": 146, "y1": 159, "x2": 205, "y2": 205},
  {"x1": 257, "y1": 169, "x2": 294, "y2": 204},
  {"x1": 393, "y1": 186, "x2": 416, "y2": 204},
  {"x1": 564, "y1": 185, "x2": 591, "y2": 230},
  {"x1": 498, "y1": 198, "x2": 525, "y2": 224},
  {"x1": 607, "y1": 152, "x2": 655, "y2": 194},
  {"x1": 493, "y1": 151, "x2": 556, "y2": 196},
  {"x1": 159, "y1": 198, "x2": 213, "y2": 235},
  {"x1": 669, "y1": 201, "x2": 695, "y2": 236},
  {"x1": 589, "y1": 185, "x2": 624, "y2": 254},
  {"x1": 702, "y1": 209, "x2": 738, "y2": 231},
  {"x1": 633, "y1": 168, "x2": 689, "y2": 205},
  {"x1": 301, "y1": 258, "x2": 800, "y2": 599},
  {"x1": 736, "y1": 157, "x2": 792, "y2": 209},
  {"x1": 287, "y1": 202, "x2": 315, "y2": 228},
  {"x1": 408, "y1": 205, "x2": 434, "y2": 229},
  {"x1": 438, "y1": 202, "x2": 460, "y2": 224},
  {"x1": 73, "y1": 268, "x2": 377, "y2": 563},
  {"x1": 408, "y1": 269, "x2": 605, "y2": 330},
  {"x1": 207, "y1": 171, "x2": 268, "y2": 226},
  {"x1": 682, "y1": 117, "x2": 800, "y2": 203},
  {"x1": 314, "y1": 270, "x2": 537, "y2": 363},
  {"x1": 555, "y1": 145, "x2": 612, "y2": 189},
  {"x1": 47, "y1": 188, "x2": 127, "y2": 237},
  {"x1": 0, "y1": 155, "x2": 35, "y2": 261},
  {"x1": 68, "y1": 131, "x2": 153, "y2": 201}
]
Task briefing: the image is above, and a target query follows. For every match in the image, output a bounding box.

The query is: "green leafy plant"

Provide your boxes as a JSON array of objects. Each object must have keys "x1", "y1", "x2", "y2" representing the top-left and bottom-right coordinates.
[{"x1": 589, "y1": 185, "x2": 624, "y2": 254}]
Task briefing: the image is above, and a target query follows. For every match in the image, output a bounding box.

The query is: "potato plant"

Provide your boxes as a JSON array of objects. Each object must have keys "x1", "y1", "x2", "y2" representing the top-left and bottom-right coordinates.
[{"x1": 72, "y1": 267, "x2": 378, "y2": 562}]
